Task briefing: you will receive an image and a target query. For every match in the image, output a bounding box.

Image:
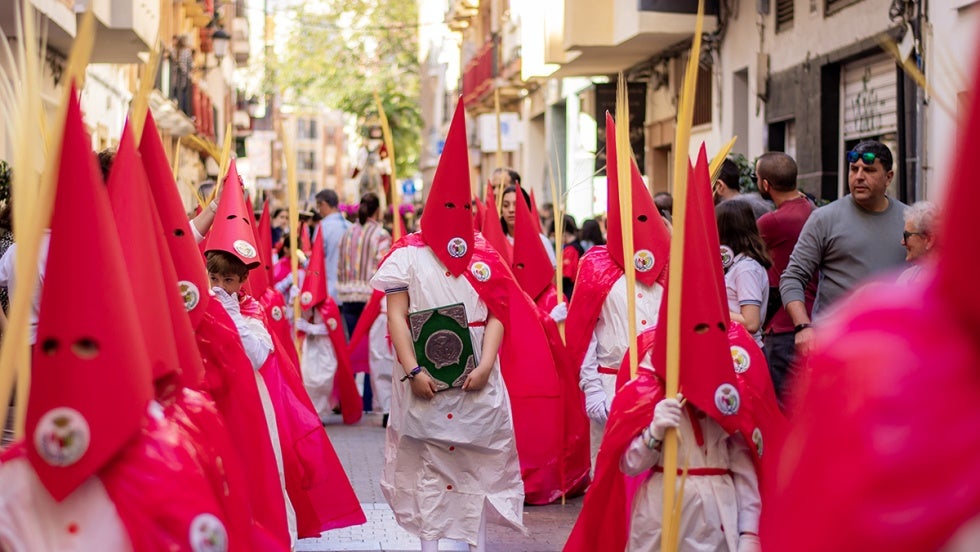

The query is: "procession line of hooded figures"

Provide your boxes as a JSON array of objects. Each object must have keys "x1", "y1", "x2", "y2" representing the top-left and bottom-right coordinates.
[{"x1": 5, "y1": 53, "x2": 980, "y2": 551}]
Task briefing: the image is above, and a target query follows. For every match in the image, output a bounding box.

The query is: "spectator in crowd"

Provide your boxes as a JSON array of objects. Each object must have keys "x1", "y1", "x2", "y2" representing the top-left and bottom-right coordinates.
[
  {"x1": 713, "y1": 158, "x2": 772, "y2": 219},
  {"x1": 897, "y1": 200, "x2": 939, "y2": 285},
  {"x1": 580, "y1": 218, "x2": 606, "y2": 253},
  {"x1": 717, "y1": 200, "x2": 772, "y2": 349},
  {"x1": 271, "y1": 208, "x2": 289, "y2": 246},
  {"x1": 315, "y1": 189, "x2": 351, "y2": 306},
  {"x1": 755, "y1": 152, "x2": 816, "y2": 404},
  {"x1": 780, "y1": 140, "x2": 908, "y2": 355},
  {"x1": 551, "y1": 214, "x2": 583, "y2": 301}
]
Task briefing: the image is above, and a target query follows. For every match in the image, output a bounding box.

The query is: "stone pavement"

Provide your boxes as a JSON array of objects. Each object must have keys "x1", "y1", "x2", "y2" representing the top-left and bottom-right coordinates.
[{"x1": 295, "y1": 412, "x2": 583, "y2": 552}]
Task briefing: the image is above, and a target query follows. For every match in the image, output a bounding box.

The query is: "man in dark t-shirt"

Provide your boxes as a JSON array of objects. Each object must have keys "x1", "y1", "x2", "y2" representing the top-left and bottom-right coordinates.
[{"x1": 755, "y1": 152, "x2": 815, "y2": 406}]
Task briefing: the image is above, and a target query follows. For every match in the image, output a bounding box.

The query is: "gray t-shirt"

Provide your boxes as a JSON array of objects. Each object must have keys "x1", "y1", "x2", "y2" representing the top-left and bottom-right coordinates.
[
  {"x1": 725, "y1": 253, "x2": 769, "y2": 347},
  {"x1": 780, "y1": 195, "x2": 907, "y2": 316}
]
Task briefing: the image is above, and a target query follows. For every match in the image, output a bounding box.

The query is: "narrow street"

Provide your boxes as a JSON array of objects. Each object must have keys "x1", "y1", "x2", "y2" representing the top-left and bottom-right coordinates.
[{"x1": 296, "y1": 413, "x2": 582, "y2": 552}]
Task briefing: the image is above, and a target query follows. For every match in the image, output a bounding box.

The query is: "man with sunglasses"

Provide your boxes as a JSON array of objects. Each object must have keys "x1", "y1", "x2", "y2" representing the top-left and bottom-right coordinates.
[
  {"x1": 713, "y1": 158, "x2": 772, "y2": 219},
  {"x1": 779, "y1": 140, "x2": 907, "y2": 358}
]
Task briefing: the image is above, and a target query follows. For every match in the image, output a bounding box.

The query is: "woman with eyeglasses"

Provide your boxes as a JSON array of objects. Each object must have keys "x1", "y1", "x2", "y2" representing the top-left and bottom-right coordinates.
[
  {"x1": 897, "y1": 201, "x2": 938, "y2": 285},
  {"x1": 717, "y1": 200, "x2": 772, "y2": 349}
]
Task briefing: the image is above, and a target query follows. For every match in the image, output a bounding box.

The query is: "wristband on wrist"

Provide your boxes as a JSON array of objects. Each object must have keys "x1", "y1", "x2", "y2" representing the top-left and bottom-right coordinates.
[
  {"x1": 400, "y1": 366, "x2": 423, "y2": 382},
  {"x1": 641, "y1": 426, "x2": 662, "y2": 450},
  {"x1": 793, "y1": 323, "x2": 812, "y2": 334},
  {"x1": 208, "y1": 200, "x2": 218, "y2": 213}
]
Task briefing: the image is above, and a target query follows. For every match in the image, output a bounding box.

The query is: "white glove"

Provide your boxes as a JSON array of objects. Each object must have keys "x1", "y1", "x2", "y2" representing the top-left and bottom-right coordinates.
[
  {"x1": 295, "y1": 318, "x2": 328, "y2": 336},
  {"x1": 275, "y1": 276, "x2": 293, "y2": 294},
  {"x1": 737, "y1": 533, "x2": 761, "y2": 552},
  {"x1": 650, "y1": 395, "x2": 683, "y2": 440},
  {"x1": 549, "y1": 302, "x2": 568, "y2": 323},
  {"x1": 295, "y1": 318, "x2": 313, "y2": 334},
  {"x1": 212, "y1": 287, "x2": 241, "y2": 319},
  {"x1": 584, "y1": 384, "x2": 608, "y2": 425}
]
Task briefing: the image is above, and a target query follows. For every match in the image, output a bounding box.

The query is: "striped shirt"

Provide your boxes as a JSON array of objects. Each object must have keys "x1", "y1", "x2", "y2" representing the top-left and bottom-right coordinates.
[{"x1": 337, "y1": 219, "x2": 392, "y2": 303}]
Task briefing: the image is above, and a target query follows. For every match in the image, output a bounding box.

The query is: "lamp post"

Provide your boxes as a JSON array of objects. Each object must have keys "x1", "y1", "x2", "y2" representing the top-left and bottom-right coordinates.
[{"x1": 211, "y1": 27, "x2": 231, "y2": 67}]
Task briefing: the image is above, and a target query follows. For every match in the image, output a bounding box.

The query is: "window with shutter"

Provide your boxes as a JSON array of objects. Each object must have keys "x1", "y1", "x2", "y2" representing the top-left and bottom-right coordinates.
[
  {"x1": 693, "y1": 63, "x2": 712, "y2": 126},
  {"x1": 776, "y1": 0, "x2": 793, "y2": 32}
]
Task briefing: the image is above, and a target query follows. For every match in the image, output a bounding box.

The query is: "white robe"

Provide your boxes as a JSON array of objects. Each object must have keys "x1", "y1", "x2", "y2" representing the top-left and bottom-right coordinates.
[
  {"x1": 619, "y1": 355, "x2": 761, "y2": 552},
  {"x1": 370, "y1": 245, "x2": 525, "y2": 545},
  {"x1": 580, "y1": 275, "x2": 664, "y2": 461},
  {"x1": 0, "y1": 457, "x2": 131, "y2": 551},
  {"x1": 368, "y1": 296, "x2": 394, "y2": 414},
  {"x1": 299, "y1": 308, "x2": 339, "y2": 422}
]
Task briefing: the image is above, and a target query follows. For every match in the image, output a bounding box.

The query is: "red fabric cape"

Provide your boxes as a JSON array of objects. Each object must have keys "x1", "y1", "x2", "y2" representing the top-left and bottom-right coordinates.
[
  {"x1": 564, "y1": 246, "x2": 626, "y2": 375},
  {"x1": 194, "y1": 300, "x2": 291, "y2": 548},
  {"x1": 565, "y1": 324, "x2": 784, "y2": 552},
  {"x1": 534, "y1": 285, "x2": 592, "y2": 501},
  {"x1": 347, "y1": 289, "x2": 385, "y2": 352},
  {"x1": 384, "y1": 233, "x2": 587, "y2": 504},
  {"x1": 257, "y1": 288, "x2": 301, "y2": 370},
  {"x1": 313, "y1": 299, "x2": 363, "y2": 425},
  {"x1": 240, "y1": 295, "x2": 366, "y2": 537},
  {"x1": 165, "y1": 389, "x2": 271, "y2": 551},
  {"x1": 762, "y1": 279, "x2": 980, "y2": 551},
  {"x1": 100, "y1": 411, "x2": 232, "y2": 552}
]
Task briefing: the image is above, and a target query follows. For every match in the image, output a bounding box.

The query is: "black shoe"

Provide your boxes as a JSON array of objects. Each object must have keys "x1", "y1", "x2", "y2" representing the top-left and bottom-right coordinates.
[{"x1": 382, "y1": 413, "x2": 389, "y2": 428}]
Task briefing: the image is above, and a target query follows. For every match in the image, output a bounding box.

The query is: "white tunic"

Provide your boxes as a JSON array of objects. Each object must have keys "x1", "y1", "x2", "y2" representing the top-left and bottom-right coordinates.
[
  {"x1": 0, "y1": 457, "x2": 131, "y2": 551},
  {"x1": 620, "y1": 355, "x2": 760, "y2": 552},
  {"x1": 580, "y1": 276, "x2": 664, "y2": 460},
  {"x1": 370, "y1": 245, "x2": 525, "y2": 545},
  {"x1": 368, "y1": 296, "x2": 394, "y2": 414},
  {"x1": 299, "y1": 308, "x2": 339, "y2": 422}
]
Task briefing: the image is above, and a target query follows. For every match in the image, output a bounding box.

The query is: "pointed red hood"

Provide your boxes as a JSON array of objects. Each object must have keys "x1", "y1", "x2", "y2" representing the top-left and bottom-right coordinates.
[
  {"x1": 651, "y1": 145, "x2": 739, "y2": 434},
  {"x1": 512, "y1": 184, "x2": 553, "y2": 299},
  {"x1": 204, "y1": 159, "x2": 261, "y2": 269},
  {"x1": 529, "y1": 188, "x2": 544, "y2": 236},
  {"x1": 472, "y1": 195, "x2": 486, "y2": 232},
  {"x1": 107, "y1": 121, "x2": 183, "y2": 392},
  {"x1": 251, "y1": 199, "x2": 273, "y2": 294},
  {"x1": 300, "y1": 227, "x2": 327, "y2": 309},
  {"x1": 481, "y1": 198, "x2": 513, "y2": 263},
  {"x1": 139, "y1": 111, "x2": 211, "y2": 328},
  {"x1": 605, "y1": 112, "x2": 670, "y2": 287},
  {"x1": 299, "y1": 220, "x2": 313, "y2": 257},
  {"x1": 484, "y1": 179, "x2": 497, "y2": 213},
  {"x1": 420, "y1": 100, "x2": 474, "y2": 276},
  {"x1": 27, "y1": 85, "x2": 155, "y2": 500}
]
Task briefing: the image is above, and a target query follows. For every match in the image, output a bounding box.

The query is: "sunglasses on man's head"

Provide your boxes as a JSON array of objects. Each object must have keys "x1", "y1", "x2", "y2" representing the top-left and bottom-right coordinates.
[{"x1": 847, "y1": 151, "x2": 879, "y2": 165}]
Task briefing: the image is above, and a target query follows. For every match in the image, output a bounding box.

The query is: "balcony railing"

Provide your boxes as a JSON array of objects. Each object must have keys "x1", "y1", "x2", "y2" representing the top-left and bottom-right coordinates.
[{"x1": 462, "y1": 38, "x2": 496, "y2": 104}]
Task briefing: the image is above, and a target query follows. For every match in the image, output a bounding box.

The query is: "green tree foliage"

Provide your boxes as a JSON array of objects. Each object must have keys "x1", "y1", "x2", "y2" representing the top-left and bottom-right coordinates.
[{"x1": 275, "y1": 0, "x2": 421, "y2": 178}]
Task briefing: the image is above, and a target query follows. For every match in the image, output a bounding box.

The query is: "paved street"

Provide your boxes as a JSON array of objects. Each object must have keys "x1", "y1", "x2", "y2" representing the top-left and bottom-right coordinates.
[{"x1": 296, "y1": 412, "x2": 582, "y2": 552}]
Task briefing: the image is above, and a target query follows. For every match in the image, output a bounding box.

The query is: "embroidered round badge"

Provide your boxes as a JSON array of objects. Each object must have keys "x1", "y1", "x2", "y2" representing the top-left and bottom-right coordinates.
[
  {"x1": 233, "y1": 239, "x2": 257, "y2": 259},
  {"x1": 178, "y1": 281, "x2": 200, "y2": 311},
  {"x1": 270, "y1": 306, "x2": 283, "y2": 321},
  {"x1": 730, "y1": 346, "x2": 751, "y2": 374},
  {"x1": 470, "y1": 261, "x2": 491, "y2": 282},
  {"x1": 34, "y1": 407, "x2": 90, "y2": 467},
  {"x1": 752, "y1": 427, "x2": 764, "y2": 458},
  {"x1": 447, "y1": 237, "x2": 468, "y2": 258},
  {"x1": 720, "y1": 245, "x2": 734, "y2": 270},
  {"x1": 300, "y1": 291, "x2": 313, "y2": 306},
  {"x1": 326, "y1": 318, "x2": 338, "y2": 331},
  {"x1": 633, "y1": 249, "x2": 655, "y2": 272},
  {"x1": 714, "y1": 383, "x2": 740, "y2": 416},
  {"x1": 188, "y1": 513, "x2": 228, "y2": 552}
]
